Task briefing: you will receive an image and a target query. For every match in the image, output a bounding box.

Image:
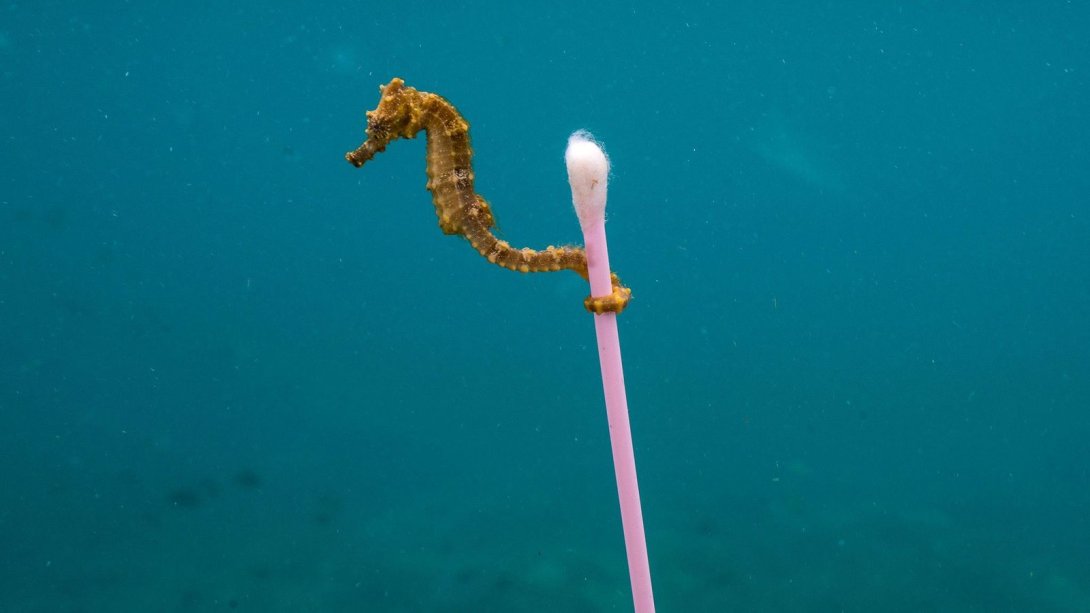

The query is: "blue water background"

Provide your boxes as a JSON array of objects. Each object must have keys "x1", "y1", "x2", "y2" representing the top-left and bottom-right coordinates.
[{"x1": 2, "y1": 2, "x2": 1088, "y2": 610}]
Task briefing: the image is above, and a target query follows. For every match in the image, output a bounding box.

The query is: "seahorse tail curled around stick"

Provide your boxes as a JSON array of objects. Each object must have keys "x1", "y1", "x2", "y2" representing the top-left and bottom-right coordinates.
[{"x1": 345, "y1": 78, "x2": 631, "y2": 314}]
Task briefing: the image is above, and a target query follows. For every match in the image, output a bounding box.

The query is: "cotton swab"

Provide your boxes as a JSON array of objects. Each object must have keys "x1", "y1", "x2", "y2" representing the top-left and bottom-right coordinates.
[{"x1": 565, "y1": 131, "x2": 656, "y2": 613}]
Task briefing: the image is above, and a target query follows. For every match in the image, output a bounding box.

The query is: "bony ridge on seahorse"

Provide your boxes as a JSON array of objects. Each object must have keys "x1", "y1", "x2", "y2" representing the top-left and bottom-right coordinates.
[{"x1": 345, "y1": 77, "x2": 631, "y2": 314}]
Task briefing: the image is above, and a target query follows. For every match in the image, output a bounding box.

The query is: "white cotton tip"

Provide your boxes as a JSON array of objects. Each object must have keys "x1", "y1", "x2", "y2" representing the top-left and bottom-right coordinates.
[{"x1": 565, "y1": 130, "x2": 610, "y2": 228}]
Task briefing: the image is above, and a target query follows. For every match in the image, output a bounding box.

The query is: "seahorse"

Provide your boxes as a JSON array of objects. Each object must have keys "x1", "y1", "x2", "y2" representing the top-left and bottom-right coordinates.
[{"x1": 345, "y1": 78, "x2": 631, "y2": 314}]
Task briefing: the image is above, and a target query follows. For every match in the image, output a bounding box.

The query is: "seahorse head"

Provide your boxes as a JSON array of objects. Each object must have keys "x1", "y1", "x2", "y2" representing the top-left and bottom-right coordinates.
[{"x1": 346, "y1": 78, "x2": 420, "y2": 167}]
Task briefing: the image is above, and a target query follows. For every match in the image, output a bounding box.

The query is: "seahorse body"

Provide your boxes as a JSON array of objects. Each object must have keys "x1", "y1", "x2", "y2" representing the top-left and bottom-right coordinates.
[{"x1": 346, "y1": 78, "x2": 631, "y2": 314}]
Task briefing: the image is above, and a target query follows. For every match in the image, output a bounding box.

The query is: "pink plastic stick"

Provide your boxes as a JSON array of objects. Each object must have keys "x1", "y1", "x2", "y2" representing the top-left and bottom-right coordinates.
[{"x1": 566, "y1": 132, "x2": 655, "y2": 613}]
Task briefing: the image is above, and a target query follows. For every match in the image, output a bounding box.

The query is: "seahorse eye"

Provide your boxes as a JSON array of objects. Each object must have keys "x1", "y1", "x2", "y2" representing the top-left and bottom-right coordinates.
[{"x1": 367, "y1": 117, "x2": 388, "y2": 138}]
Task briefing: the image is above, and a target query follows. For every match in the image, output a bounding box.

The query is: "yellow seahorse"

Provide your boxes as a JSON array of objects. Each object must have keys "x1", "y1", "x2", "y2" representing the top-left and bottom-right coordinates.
[{"x1": 345, "y1": 78, "x2": 631, "y2": 314}]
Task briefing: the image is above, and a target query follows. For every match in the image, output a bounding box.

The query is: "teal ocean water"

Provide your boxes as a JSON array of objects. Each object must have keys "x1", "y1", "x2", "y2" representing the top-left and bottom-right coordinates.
[{"x1": 2, "y1": 2, "x2": 1088, "y2": 611}]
